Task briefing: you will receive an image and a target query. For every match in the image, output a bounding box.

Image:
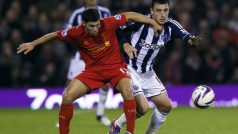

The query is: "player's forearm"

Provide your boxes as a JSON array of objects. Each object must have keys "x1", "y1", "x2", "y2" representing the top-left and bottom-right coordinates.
[
  {"x1": 124, "y1": 12, "x2": 157, "y2": 27},
  {"x1": 32, "y1": 32, "x2": 58, "y2": 47}
]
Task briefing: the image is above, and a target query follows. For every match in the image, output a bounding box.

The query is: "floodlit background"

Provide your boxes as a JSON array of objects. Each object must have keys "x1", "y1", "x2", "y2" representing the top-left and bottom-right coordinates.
[{"x1": 0, "y1": 0, "x2": 238, "y2": 134}]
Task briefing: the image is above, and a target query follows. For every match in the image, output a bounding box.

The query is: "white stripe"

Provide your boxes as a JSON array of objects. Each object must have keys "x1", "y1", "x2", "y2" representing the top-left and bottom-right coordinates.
[
  {"x1": 68, "y1": 7, "x2": 85, "y2": 27},
  {"x1": 97, "y1": 6, "x2": 111, "y2": 16},
  {"x1": 170, "y1": 19, "x2": 183, "y2": 29},
  {"x1": 136, "y1": 27, "x2": 154, "y2": 72},
  {"x1": 129, "y1": 25, "x2": 144, "y2": 68},
  {"x1": 131, "y1": 25, "x2": 144, "y2": 47},
  {"x1": 182, "y1": 34, "x2": 190, "y2": 40}
]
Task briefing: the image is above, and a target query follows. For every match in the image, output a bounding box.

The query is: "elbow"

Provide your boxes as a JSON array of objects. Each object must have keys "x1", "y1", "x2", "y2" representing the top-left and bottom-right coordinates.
[{"x1": 124, "y1": 12, "x2": 133, "y2": 21}]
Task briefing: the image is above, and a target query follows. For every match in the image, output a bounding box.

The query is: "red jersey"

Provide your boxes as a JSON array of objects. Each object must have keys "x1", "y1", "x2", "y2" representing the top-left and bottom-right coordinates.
[{"x1": 57, "y1": 14, "x2": 127, "y2": 69}]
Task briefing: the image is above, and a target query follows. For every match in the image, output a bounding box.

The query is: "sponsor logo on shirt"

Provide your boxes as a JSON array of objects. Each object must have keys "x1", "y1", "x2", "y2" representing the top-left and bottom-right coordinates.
[
  {"x1": 139, "y1": 39, "x2": 163, "y2": 50},
  {"x1": 62, "y1": 29, "x2": 69, "y2": 37},
  {"x1": 114, "y1": 14, "x2": 121, "y2": 20}
]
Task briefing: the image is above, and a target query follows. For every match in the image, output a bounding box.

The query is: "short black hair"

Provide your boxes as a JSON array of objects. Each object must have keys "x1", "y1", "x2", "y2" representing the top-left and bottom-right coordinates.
[
  {"x1": 151, "y1": 0, "x2": 169, "y2": 8},
  {"x1": 82, "y1": 8, "x2": 100, "y2": 23}
]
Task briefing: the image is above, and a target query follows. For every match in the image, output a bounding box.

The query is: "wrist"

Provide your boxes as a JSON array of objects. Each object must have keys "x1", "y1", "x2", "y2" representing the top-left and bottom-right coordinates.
[
  {"x1": 32, "y1": 42, "x2": 37, "y2": 47},
  {"x1": 123, "y1": 43, "x2": 130, "y2": 47}
]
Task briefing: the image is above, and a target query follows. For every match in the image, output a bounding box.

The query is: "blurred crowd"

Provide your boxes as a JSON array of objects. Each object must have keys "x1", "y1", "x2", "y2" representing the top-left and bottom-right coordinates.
[{"x1": 0, "y1": 0, "x2": 238, "y2": 88}]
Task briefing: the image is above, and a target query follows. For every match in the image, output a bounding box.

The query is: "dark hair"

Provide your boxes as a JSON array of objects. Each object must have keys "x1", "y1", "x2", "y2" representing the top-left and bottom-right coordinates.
[
  {"x1": 151, "y1": 0, "x2": 169, "y2": 8},
  {"x1": 82, "y1": 8, "x2": 100, "y2": 22}
]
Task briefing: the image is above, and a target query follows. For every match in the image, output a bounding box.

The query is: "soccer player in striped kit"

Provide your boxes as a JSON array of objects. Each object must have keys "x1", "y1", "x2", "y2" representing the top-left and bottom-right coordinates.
[
  {"x1": 108, "y1": 0, "x2": 201, "y2": 134},
  {"x1": 66, "y1": 0, "x2": 111, "y2": 126}
]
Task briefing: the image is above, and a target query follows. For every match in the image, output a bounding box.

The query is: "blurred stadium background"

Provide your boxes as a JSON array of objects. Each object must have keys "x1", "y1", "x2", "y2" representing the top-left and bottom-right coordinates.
[{"x1": 0, "y1": 0, "x2": 238, "y2": 134}]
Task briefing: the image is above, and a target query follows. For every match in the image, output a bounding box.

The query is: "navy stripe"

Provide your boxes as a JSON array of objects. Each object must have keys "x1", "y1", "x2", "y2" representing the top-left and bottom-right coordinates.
[
  {"x1": 163, "y1": 24, "x2": 170, "y2": 43},
  {"x1": 100, "y1": 11, "x2": 110, "y2": 18},
  {"x1": 132, "y1": 25, "x2": 149, "y2": 70},
  {"x1": 141, "y1": 34, "x2": 160, "y2": 73},
  {"x1": 72, "y1": 13, "x2": 82, "y2": 26}
]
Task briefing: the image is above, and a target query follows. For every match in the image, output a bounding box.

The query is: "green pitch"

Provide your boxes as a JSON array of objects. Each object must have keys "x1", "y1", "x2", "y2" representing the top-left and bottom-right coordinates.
[{"x1": 0, "y1": 107, "x2": 237, "y2": 134}]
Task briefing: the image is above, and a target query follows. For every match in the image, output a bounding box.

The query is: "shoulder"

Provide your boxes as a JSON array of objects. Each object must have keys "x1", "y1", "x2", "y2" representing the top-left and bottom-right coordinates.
[
  {"x1": 70, "y1": 7, "x2": 85, "y2": 18},
  {"x1": 69, "y1": 25, "x2": 85, "y2": 36},
  {"x1": 97, "y1": 5, "x2": 110, "y2": 13},
  {"x1": 166, "y1": 18, "x2": 183, "y2": 28}
]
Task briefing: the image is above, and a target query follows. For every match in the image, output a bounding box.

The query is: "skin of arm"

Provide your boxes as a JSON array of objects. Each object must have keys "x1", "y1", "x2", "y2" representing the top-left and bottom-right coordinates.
[
  {"x1": 124, "y1": 12, "x2": 162, "y2": 33},
  {"x1": 17, "y1": 32, "x2": 58, "y2": 54}
]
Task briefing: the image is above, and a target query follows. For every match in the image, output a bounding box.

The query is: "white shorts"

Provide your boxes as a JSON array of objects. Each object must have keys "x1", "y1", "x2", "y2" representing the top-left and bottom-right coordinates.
[
  {"x1": 67, "y1": 52, "x2": 86, "y2": 80},
  {"x1": 128, "y1": 65, "x2": 166, "y2": 97}
]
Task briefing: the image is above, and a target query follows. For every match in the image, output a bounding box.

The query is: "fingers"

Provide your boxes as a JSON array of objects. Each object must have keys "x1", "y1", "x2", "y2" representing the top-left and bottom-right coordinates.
[
  {"x1": 17, "y1": 43, "x2": 32, "y2": 54},
  {"x1": 194, "y1": 36, "x2": 201, "y2": 46},
  {"x1": 190, "y1": 36, "x2": 201, "y2": 46},
  {"x1": 125, "y1": 47, "x2": 137, "y2": 59},
  {"x1": 17, "y1": 47, "x2": 25, "y2": 54},
  {"x1": 132, "y1": 48, "x2": 137, "y2": 58},
  {"x1": 24, "y1": 49, "x2": 31, "y2": 54}
]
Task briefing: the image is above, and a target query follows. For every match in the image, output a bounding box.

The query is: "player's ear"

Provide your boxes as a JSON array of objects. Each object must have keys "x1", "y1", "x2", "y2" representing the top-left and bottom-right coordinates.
[
  {"x1": 82, "y1": 21, "x2": 86, "y2": 26},
  {"x1": 150, "y1": 8, "x2": 153, "y2": 15}
]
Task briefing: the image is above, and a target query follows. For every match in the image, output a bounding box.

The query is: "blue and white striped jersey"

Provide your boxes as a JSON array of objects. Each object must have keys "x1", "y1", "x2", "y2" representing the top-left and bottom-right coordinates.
[
  {"x1": 121, "y1": 15, "x2": 191, "y2": 73},
  {"x1": 67, "y1": 6, "x2": 111, "y2": 28}
]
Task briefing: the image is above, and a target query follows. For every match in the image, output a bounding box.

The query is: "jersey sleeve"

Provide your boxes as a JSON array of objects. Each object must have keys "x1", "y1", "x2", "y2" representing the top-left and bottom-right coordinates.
[
  {"x1": 103, "y1": 13, "x2": 127, "y2": 30},
  {"x1": 168, "y1": 18, "x2": 191, "y2": 42},
  {"x1": 57, "y1": 26, "x2": 79, "y2": 43},
  {"x1": 120, "y1": 20, "x2": 143, "y2": 31}
]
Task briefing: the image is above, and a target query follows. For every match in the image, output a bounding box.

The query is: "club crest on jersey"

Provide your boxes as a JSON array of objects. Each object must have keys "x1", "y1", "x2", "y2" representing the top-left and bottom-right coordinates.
[
  {"x1": 62, "y1": 29, "x2": 69, "y2": 37},
  {"x1": 161, "y1": 34, "x2": 168, "y2": 42},
  {"x1": 104, "y1": 41, "x2": 111, "y2": 47},
  {"x1": 114, "y1": 14, "x2": 121, "y2": 20}
]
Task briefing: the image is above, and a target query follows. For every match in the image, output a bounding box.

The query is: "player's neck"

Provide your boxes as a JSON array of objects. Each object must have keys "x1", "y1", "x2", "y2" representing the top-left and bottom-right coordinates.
[{"x1": 85, "y1": 5, "x2": 97, "y2": 9}]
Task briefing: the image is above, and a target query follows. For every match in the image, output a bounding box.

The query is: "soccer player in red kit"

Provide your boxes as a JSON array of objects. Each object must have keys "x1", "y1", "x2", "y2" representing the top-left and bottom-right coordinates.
[{"x1": 17, "y1": 8, "x2": 162, "y2": 134}]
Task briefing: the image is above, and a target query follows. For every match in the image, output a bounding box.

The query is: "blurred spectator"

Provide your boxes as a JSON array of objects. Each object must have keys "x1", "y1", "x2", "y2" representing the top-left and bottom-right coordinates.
[
  {"x1": 16, "y1": 62, "x2": 33, "y2": 87},
  {"x1": 204, "y1": 47, "x2": 225, "y2": 83},
  {"x1": 161, "y1": 50, "x2": 183, "y2": 85},
  {"x1": 229, "y1": 66, "x2": 238, "y2": 83},
  {"x1": 0, "y1": 0, "x2": 238, "y2": 87},
  {"x1": 0, "y1": 41, "x2": 14, "y2": 87},
  {"x1": 182, "y1": 49, "x2": 205, "y2": 84}
]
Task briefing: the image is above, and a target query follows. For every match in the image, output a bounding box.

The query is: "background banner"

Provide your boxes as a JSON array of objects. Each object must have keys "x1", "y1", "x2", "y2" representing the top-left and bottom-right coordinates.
[{"x1": 1, "y1": 85, "x2": 238, "y2": 109}]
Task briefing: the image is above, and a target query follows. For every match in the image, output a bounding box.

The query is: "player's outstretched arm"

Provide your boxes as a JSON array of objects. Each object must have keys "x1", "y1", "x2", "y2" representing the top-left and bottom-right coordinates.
[
  {"x1": 17, "y1": 32, "x2": 58, "y2": 54},
  {"x1": 124, "y1": 12, "x2": 162, "y2": 33}
]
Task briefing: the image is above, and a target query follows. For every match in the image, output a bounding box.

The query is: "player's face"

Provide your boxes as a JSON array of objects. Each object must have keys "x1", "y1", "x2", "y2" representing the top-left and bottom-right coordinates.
[
  {"x1": 85, "y1": 0, "x2": 97, "y2": 7},
  {"x1": 151, "y1": 3, "x2": 169, "y2": 25},
  {"x1": 84, "y1": 20, "x2": 100, "y2": 36}
]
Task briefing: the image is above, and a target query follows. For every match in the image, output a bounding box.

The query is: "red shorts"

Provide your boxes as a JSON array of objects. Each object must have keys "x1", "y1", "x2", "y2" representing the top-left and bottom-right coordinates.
[{"x1": 76, "y1": 66, "x2": 131, "y2": 90}]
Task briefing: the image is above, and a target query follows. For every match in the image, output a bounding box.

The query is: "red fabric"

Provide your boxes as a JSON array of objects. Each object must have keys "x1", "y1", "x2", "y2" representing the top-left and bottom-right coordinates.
[
  {"x1": 124, "y1": 99, "x2": 136, "y2": 134},
  {"x1": 57, "y1": 13, "x2": 127, "y2": 69},
  {"x1": 59, "y1": 104, "x2": 73, "y2": 134},
  {"x1": 76, "y1": 66, "x2": 130, "y2": 90}
]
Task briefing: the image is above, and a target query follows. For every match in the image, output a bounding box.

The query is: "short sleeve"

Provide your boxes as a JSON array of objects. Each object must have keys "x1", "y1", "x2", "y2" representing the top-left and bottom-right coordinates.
[
  {"x1": 57, "y1": 26, "x2": 80, "y2": 42},
  {"x1": 102, "y1": 13, "x2": 127, "y2": 30},
  {"x1": 120, "y1": 21, "x2": 143, "y2": 31}
]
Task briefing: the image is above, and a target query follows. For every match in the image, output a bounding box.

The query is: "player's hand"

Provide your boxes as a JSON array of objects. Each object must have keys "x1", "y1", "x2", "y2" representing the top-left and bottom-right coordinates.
[
  {"x1": 188, "y1": 36, "x2": 201, "y2": 46},
  {"x1": 17, "y1": 42, "x2": 35, "y2": 54},
  {"x1": 151, "y1": 20, "x2": 163, "y2": 35},
  {"x1": 123, "y1": 43, "x2": 137, "y2": 59}
]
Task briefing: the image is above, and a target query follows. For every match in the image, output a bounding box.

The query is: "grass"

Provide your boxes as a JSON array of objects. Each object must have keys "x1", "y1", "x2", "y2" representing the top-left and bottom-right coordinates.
[{"x1": 0, "y1": 107, "x2": 237, "y2": 134}]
